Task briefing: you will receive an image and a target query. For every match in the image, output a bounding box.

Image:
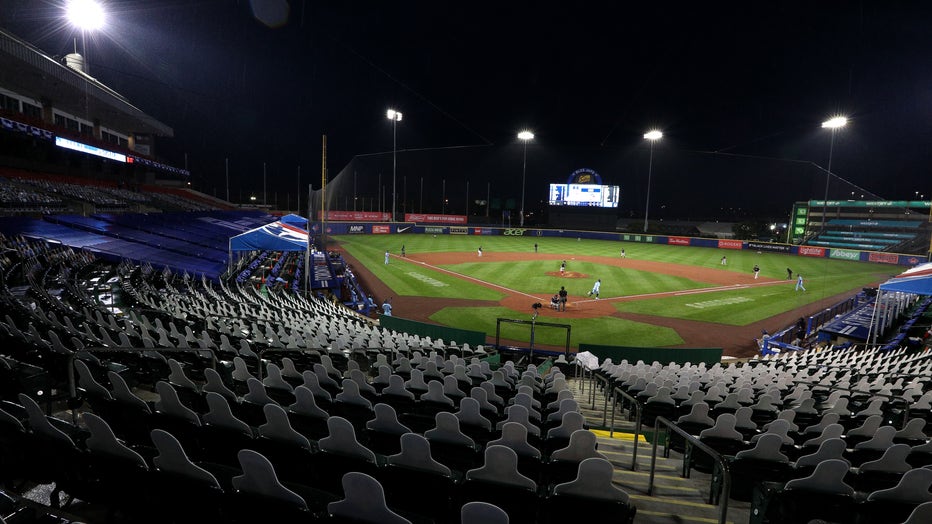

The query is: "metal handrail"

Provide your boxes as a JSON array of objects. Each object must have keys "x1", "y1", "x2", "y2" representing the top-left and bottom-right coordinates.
[
  {"x1": 649, "y1": 416, "x2": 731, "y2": 524},
  {"x1": 589, "y1": 368, "x2": 597, "y2": 408},
  {"x1": 610, "y1": 383, "x2": 641, "y2": 471},
  {"x1": 594, "y1": 373, "x2": 611, "y2": 427}
]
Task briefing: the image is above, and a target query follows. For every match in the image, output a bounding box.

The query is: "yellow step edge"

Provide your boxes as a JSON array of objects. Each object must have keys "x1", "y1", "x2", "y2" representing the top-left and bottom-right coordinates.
[{"x1": 590, "y1": 429, "x2": 648, "y2": 442}]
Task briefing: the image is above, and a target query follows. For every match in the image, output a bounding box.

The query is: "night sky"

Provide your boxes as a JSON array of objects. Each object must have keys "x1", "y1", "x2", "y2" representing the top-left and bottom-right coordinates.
[{"x1": 2, "y1": 1, "x2": 930, "y2": 217}]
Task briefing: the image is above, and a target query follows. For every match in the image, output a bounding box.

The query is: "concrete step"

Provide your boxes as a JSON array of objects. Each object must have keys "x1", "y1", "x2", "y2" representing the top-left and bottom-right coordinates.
[{"x1": 566, "y1": 378, "x2": 752, "y2": 524}]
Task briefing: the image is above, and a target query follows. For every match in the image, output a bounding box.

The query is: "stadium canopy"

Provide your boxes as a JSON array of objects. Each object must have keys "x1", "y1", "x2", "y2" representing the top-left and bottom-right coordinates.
[
  {"x1": 878, "y1": 262, "x2": 932, "y2": 295},
  {"x1": 228, "y1": 215, "x2": 309, "y2": 253},
  {"x1": 866, "y1": 262, "x2": 932, "y2": 345},
  {"x1": 279, "y1": 213, "x2": 308, "y2": 229}
]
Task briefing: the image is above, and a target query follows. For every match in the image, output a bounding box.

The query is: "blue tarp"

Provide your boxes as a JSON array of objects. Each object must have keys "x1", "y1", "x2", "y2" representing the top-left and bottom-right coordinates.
[
  {"x1": 229, "y1": 219, "x2": 309, "y2": 252},
  {"x1": 0, "y1": 211, "x2": 278, "y2": 280},
  {"x1": 820, "y1": 301, "x2": 877, "y2": 342},
  {"x1": 279, "y1": 214, "x2": 308, "y2": 228}
]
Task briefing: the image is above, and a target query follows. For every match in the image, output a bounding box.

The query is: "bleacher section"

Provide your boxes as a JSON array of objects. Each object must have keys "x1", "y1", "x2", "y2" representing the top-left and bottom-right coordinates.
[
  {"x1": 798, "y1": 198, "x2": 932, "y2": 255},
  {"x1": 0, "y1": 229, "x2": 928, "y2": 523},
  {"x1": 0, "y1": 235, "x2": 640, "y2": 523},
  {"x1": 809, "y1": 219, "x2": 925, "y2": 252},
  {"x1": 590, "y1": 343, "x2": 932, "y2": 523},
  {"x1": 0, "y1": 167, "x2": 230, "y2": 215}
]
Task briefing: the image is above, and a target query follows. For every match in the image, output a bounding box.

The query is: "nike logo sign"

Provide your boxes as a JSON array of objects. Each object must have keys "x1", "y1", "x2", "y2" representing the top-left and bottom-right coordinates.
[{"x1": 398, "y1": 226, "x2": 411, "y2": 233}]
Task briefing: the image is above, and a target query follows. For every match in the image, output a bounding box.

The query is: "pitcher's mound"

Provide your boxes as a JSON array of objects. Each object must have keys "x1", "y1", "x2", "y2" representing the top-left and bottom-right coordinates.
[{"x1": 546, "y1": 271, "x2": 588, "y2": 278}]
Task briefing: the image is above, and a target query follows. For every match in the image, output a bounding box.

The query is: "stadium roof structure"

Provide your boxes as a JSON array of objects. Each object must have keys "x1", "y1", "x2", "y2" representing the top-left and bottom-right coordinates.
[
  {"x1": 0, "y1": 28, "x2": 172, "y2": 137},
  {"x1": 879, "y1": 262, "x2": 932, "y2": 295}
]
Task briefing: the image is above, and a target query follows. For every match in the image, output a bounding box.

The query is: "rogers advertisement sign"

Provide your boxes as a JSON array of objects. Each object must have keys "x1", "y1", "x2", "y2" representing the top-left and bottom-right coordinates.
[
  {"x1": 667, "y1": 236, "x2": 691, "y2": 246},
  {"x1": 717, "y1": 239, "x2": 743, "y2": 250},
  {"x1": 371, "y1": 225, "x2": 390, "y2": 234},
  {"x1": 798, "y1": 246, "x2": 826, "y2": 257},
  {"x1": 322, "y1": 211, "x2": 389, "y2": 221},
  {"x1": 405, "y1": 213, "x2": 467, "y2": 224},
  {"x1": 868, "y1": 252, "x2": 899, "y2": 264}
]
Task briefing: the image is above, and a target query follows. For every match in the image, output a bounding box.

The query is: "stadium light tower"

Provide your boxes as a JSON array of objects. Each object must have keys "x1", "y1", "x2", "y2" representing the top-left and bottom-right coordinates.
[
  {"x1": 65, "y1": 0, "x2": 106, "y2": 75},
  {"x1": 386, "y1": 109, "x2": 403, "y2": 222},
  {"x1": 518, "y1": 130, "x2": 534, "y2": 227},
  {"x1": 820, "y1": 116, "x2": 847, "y2": 234},
  {"x1": 643, "y1": 130, "x2": 663, "y2": 233}
]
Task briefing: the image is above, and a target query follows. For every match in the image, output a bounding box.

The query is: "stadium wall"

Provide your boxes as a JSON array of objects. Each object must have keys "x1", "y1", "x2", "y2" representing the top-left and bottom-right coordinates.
[{"x1": 580, "y1": 344, "x2": 723, "y2": 366}]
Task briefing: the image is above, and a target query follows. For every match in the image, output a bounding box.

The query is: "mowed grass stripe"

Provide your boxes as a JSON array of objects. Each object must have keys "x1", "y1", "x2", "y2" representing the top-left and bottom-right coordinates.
[
  {"x1": 337, "y1": 238, "x2": 503, "y2": 300},
  {"x1": 429, "y1": 306, "x2": 685, "y2": 347}
]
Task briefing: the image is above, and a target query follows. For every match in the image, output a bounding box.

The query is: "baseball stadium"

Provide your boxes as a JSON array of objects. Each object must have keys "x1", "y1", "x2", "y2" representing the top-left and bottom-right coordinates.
[{"x1": 1, "y1": 4, "x2": 931, "y2": 524}]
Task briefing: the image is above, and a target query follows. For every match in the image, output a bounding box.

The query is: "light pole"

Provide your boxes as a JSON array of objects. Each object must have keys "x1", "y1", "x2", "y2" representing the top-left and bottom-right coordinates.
[
  {"x1": 643, "y1": 130, "x2": 663, "y2": 233},
  {"x1": 65, "y1": 0, "x2": 105, "y2": 75},
  {"x1": 517, "y1": 131, "x2": 534, "y2": 227},
  {"x1": 820, "y1": 116, "x2": 847, "y2": 234},
  {"x1": 386, "y1": 109, "x2": 402, "y2": 222}
]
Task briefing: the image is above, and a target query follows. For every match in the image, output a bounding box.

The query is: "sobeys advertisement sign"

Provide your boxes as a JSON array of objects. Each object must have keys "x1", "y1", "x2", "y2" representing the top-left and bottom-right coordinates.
[{"x1": 829, "y1": 249, "x2": 861, "y2": 261}]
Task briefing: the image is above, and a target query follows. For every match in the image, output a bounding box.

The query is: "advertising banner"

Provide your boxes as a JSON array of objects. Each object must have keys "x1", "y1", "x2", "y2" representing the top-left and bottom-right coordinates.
[
  {"x1": 868, "y1": 252, "x2": 899, "y2": 264},
  {"x1": 372, "y1": 225, "x2": 390, "y2": 234},
  {"x1": 473, "y1": 228, "x2": 496, "y2": 235},
  {"x1": 717, "y1": 239, "x2": 744, "y2": 250},
  {"x1": 424, "y1": 226, "x2": 446, "y2": 234},
  {"x1": 346, "y1": 225, "x2": 366, "y2": 234},
  {"x1": 501, "y1": 228, "x2": 527, "y2": 236},
  {"x1": 323, "y1": 211, "x2": 389, "y2": 221},
  {"x1": 829, "y1": 249, "x2": 861, "y2": 261},
  {"x1": 450, "y1": 226, "x2": 469, "y2": 235},
  {"x1": 798, "y1": 246, "x2": 826, "y2": 257},
  {"x1": 668, "y1": 236, "x2": 691, "y2": 246},
  {"x1": 404, "y1": 213, "x2": 468, "y2": 224},
  {"x1": 748, "y1": 241, "x2": 791, "y2": 253}
]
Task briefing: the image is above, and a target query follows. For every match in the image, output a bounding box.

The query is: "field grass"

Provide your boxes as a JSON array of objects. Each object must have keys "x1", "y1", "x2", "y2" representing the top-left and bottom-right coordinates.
[
  {"x1": 335, "y1": 233, "x2": 898, "y2": 347},
  {"x1": 429, "y1": 306, "x2": 685, "y2": 348}
]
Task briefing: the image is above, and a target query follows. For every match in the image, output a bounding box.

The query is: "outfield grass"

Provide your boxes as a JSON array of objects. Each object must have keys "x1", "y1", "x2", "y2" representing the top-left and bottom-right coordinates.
[{"x1": 335, "y1": 234, "x2": 898, "y2": 347}]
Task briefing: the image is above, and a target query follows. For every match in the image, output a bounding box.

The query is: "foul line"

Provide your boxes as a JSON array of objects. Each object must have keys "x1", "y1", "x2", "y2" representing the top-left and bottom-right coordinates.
[
  {"x1": 574, "y1": 279, "x2": 793, "y2": 304},
  {"x1": 396, "y1": 256, "x2": 541, "y2": 300}
]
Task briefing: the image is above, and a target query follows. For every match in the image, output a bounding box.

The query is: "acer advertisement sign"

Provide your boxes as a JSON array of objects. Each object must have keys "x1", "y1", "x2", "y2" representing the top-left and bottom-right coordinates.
[
  {"x1": 404, "y1": 213, "x2": 467, "y2": 224},
  {"x1": 321, "y1": 211, "x2": 389, "y2": 221}
]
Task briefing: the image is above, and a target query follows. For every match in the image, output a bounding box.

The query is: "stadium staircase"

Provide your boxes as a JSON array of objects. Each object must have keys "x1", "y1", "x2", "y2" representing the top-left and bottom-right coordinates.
[{"x1": 566, "y1": 379, "x2": 751, "y2": 524}]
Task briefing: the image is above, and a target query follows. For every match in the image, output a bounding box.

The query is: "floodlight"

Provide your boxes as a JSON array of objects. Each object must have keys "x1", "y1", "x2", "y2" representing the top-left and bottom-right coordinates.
[
  {"x1": 643, "y1": 130, "x2": 663, "y2": 140},
  {"x1": 66, "y1": 0, "x2": 106, "y2": 31},
  {"x1": 821, "y1": 116, "x2": 848, "y2": 129},
  {"x1": 517, "y1": 131, "x2": 534, "y2": 141}
]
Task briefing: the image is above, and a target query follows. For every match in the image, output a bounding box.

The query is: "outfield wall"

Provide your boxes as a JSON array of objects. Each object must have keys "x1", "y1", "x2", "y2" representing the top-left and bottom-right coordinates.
[{"x1": 319, "y1": 221, "x2": 926, "y2": 267}]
